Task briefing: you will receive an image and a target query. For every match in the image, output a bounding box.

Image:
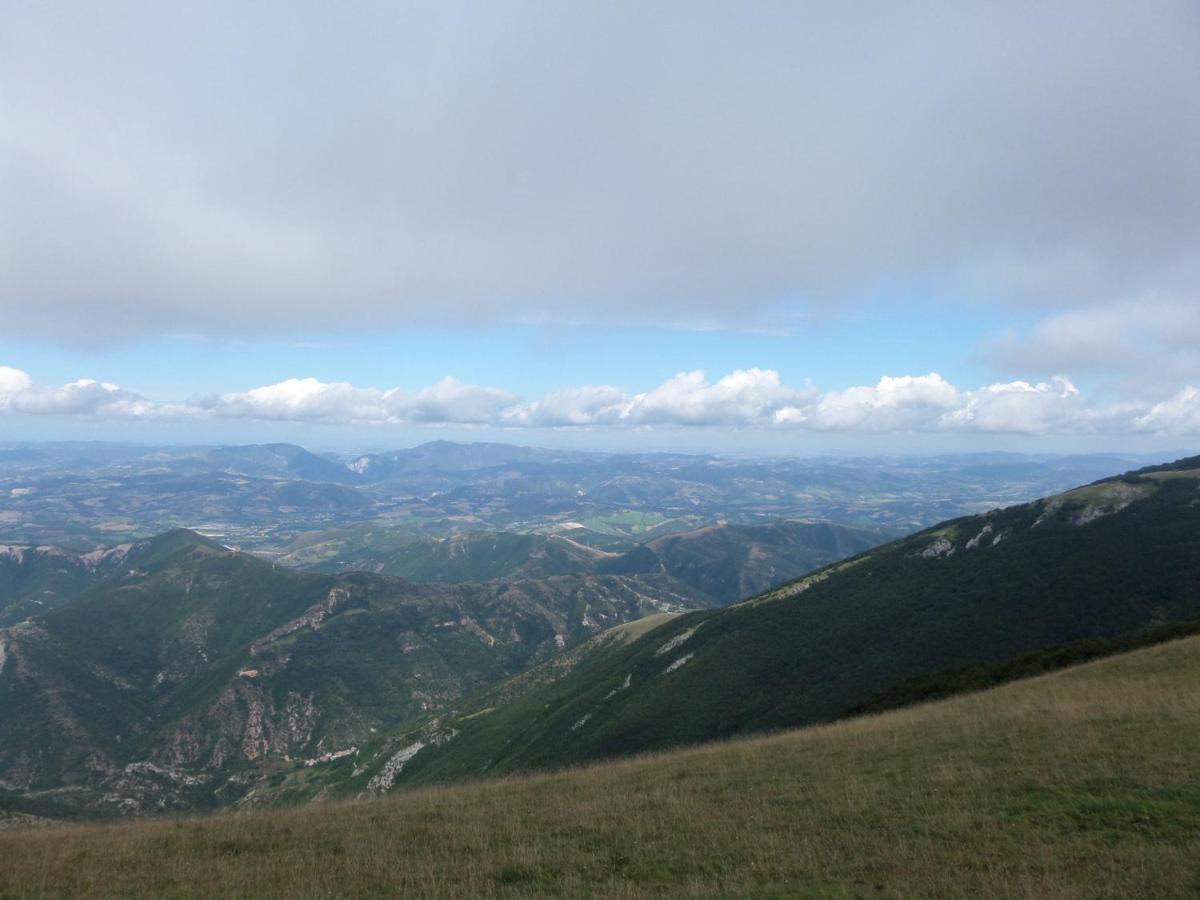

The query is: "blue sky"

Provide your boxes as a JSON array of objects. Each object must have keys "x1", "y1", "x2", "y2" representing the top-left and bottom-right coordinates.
[
  {"x1": 2, "y1": 2, "x2": 1198, "y2": 452},
  {"x1": 3, "y1": 304, "x2": 1192, "y2": 456},
  {"x1": 0, "y1": 304, "x2": 1019, "y2": 402}
]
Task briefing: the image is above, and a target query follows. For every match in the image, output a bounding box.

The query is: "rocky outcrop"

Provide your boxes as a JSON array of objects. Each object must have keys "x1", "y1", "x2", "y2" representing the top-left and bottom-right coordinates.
[
  {"x1": 159, "y1": 675, "x2": 321, "y2": 771},
  {"x1": 251, "y1": 587, "x2": 349, "y2": 654},
  {"x1": 365, "y1": 741, "x2": 425, "y2": 794},
  {"x1": 919, "y1": 537, "x2": 955, "y2": 558}
]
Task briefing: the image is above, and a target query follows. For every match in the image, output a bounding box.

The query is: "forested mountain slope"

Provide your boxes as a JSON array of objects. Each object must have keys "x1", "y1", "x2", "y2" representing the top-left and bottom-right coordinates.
[
  {"x1": 0, "y1": 531, "x2": 705, "y2": 814},
  {"x1": 360, "y1": 457, "x2": 1200, "y2": 787}
]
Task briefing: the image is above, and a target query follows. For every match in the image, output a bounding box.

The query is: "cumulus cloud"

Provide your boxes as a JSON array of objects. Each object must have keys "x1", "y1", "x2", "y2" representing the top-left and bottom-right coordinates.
[
  {"x1": 386, "y1": 377, "x2": 519, "y2": 425},
  {"x1": 1135, "y1": 387, "x2": 1200, "y2": 435},
  {"x1": 5, "y1": 364, "x2": 1200, "y2": 435},
  {"x1": 781, "y1": 374, "x2": 960, "y2": 432},
  {"x1": 623, "y1": 369, "x2": 815, "y2": 428},
  {"x1": 507, "y1": 386, "x2": 629, "y2": 428},
  {"x1": 0, "y1": 367, "x2": 34, "y2": 404},
  {"x1": 943, "y1": 377, "x2": 1096, "y2": 434},
  {"x1": 2, "y1": 2, "x2": 1198, "y2": 342},
  {"x1": 0, "y1": 369, "x2": 162, "y2": 417},
  {"x1": 207, "y1": 378, "x2": 383, "y2": 422}
]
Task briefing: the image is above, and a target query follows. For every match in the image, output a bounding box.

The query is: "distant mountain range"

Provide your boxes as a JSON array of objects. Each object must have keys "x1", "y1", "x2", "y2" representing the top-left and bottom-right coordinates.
[{"x1": 0, "y1": 439, "x2": 1162, "y2": 550}]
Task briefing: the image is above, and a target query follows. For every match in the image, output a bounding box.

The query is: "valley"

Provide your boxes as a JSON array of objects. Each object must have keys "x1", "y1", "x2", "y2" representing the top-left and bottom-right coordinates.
[
  {"x1": 0, "y1": 531, "x2": 705, "y2": 815},
  {"x1": 0, "y1": 441, "x2": 1153, "y2": 552},
  {"x1": 3, "y1": 448, "x2": 1198, "y2": 823},
  {"x1": 0, "y1": 510, "x2": 882, "y2": 815}
]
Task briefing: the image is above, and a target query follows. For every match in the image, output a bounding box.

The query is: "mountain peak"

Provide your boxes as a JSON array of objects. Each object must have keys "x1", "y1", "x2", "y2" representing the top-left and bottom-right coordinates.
[{"x1": 139, "y1": 528, "x2": 228, "y2": 557}]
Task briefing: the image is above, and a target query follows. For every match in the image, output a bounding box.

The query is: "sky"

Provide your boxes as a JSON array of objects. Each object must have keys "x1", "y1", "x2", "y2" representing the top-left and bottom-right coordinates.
[{"x1": 2, "y1": 1, "x2": 1199, "y2": 454}]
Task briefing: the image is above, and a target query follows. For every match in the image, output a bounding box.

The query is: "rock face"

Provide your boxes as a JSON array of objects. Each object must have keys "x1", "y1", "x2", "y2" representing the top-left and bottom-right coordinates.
[
  {"x1": 919, "y1": 537, "x2": 955, "y2": 558},
  {"x1": 366, "y1": 742, "x2": 425, "y2": 795},
  {"x1": 250, "y1": 587, "x2": 350, "y2": 654}
]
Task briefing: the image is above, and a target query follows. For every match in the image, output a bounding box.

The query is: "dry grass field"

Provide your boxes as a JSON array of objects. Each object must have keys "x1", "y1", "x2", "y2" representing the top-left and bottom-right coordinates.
[{"x1": 3, "y1": 635, "x2": 1199, "y2": 898}]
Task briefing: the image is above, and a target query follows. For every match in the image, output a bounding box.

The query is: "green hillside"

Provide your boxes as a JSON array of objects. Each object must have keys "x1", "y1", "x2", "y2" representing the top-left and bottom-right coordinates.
[
  {"x1": 0, "y1": 543, "x2": 133, "y2": 626},
  {"x1": 271, "y1": 528, "x2": 610, "y2": 581},
  {"x1": 599, "y1": 519, "x2": 887, "y2": 603},
  {"x1": 2, "y1": 518, "x2": 884, "y2": 816},
  {"x1": 366, "y1": 457, "x2": 1200, "y2": 786},
  {"x1": 0, "y1": 531, "x2": 710, "y2": 815},
  {"x1": 5, "y1": 458, "x2": 1196, "y2": 818},
  {"x1": 275, "y1": 519, "x2": 886, "y2": 604},
  {"x1": 3, "y1": 634, "x2": 1198, "y2": 897}
]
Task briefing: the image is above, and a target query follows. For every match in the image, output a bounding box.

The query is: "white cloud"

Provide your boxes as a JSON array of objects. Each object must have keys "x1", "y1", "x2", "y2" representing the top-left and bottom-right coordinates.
[
  {"x1": 0, "y1": 369, "x2": 161, "y2": 417},
  {"x1": 782, "y1": 373, "x2": 959, "y2": 431},
  {"x1": 1135, "y1": 387, "x2": 1200, "y2": 435},
  {"x1": 507, "y1": 386, "x2": 629, "y2": 427},
  {"x1": 0, "y1": 367, "x2": 34, "y2": 409},
  {"x1": 502, "y1": 369, "x2": 817, "y2": 428},
  {"x1": 212, "y1": 378, "x2": 384, "y2": 422},
  {"x1": 385, "y1": 377, "x2": 519, "y2": 425},
  {"x1": 623, "y1": 369, "x2": 815, "y2": 427},
  {"x1": 942, "y1": 377, "x2": 1095, "y2": 434},
  {"x1": 4, "y1": 364, "x2": 1200, "y2": 435}
]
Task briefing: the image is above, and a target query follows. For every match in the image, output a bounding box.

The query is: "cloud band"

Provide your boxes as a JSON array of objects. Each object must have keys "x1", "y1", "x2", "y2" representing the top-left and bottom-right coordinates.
[{"x1": 3, "y1": 365, "x2": 1199, "y2": 435}]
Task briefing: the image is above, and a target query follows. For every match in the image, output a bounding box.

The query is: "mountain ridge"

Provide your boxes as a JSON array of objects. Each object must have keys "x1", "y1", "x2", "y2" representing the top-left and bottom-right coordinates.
[
  {"x1": 351, "y1": 454, "x2": 1200, "y2": 790},
  {"x1": 272, "y1": 519, "x2": 887, "y2": 605}
]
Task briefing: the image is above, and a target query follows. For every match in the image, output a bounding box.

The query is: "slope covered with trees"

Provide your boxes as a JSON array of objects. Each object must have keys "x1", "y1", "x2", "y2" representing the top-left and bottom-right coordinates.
[{"x1": 361, "y1": 458, "x2": 1200, "y2": 787}]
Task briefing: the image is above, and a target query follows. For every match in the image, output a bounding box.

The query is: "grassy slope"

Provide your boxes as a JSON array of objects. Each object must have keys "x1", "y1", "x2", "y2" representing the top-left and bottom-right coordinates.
[{"x1": 2, "y1": 635, "x2": 1198, "y2": 898}]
